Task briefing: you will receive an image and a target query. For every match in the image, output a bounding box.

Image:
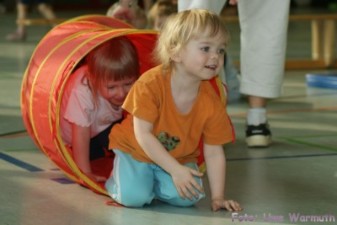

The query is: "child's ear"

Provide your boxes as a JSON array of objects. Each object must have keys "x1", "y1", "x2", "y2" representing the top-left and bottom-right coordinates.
[{"x1": 170, "y1": 51, "x2": 181, "y2": 63}]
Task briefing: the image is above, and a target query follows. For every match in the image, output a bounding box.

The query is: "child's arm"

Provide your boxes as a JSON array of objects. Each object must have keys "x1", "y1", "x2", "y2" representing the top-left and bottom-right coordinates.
[
  {"x1": 133, "y1": 116, "x2": 204, "y2": 200},
  {"x1": 204, "y1": 144, "x2": 242, "y2": 211},
  {"x1": 107, "y1": 0, "x2": 147, "y2": 28},
  {"x1": 72, "y1": 124, "x2": 106, "y2": 182}
]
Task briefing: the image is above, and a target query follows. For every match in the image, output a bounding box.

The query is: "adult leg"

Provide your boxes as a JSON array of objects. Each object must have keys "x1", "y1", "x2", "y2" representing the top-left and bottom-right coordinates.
[
  {"x1": 223, "y1": 53, "x2": 241, "y2": 103},
  {"x1": 238, "y1": 0, "x2": 290, "y2": 147},
  {"x1": 6, "y1": 1, "x2": 28, "y2": 41},
  {"x1": 37, "y1": 2, "x2": 56, "y2": 20},
  {"x1": 0, "y1": 0, "x2": 6, "y2": 14}
]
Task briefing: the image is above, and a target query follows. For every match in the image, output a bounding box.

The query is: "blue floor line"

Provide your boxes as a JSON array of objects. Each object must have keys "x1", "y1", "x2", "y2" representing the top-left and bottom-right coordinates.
[
  {"x1": 0, "y1": 152, "x2": 43, "y2": 172},
  {"x1": 0, "y1": 152, "x2": 74, "y2": 184},
  {"x1": 228, "y1": 152, "x2": 337, "y2": 161},
  {"x1": 51, "y1": 177, "x2": 75, "y2": 184}
]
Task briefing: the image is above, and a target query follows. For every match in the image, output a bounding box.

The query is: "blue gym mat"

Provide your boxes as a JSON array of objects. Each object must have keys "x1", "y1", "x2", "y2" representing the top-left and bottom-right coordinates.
[{"x1": 306, "y1": 73, "x2": 337, "y2": 89}]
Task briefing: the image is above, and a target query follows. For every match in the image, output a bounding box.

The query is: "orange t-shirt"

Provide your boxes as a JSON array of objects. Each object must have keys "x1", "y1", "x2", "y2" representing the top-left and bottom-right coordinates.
[{"x1": 109, "y1": 65, "x2": 234, "y2": 164}]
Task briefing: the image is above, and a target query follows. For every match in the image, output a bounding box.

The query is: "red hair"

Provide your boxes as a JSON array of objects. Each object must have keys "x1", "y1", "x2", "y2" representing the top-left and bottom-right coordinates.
[{"x1": 85, "y1": 36, "x2": 140, "y2": 99}]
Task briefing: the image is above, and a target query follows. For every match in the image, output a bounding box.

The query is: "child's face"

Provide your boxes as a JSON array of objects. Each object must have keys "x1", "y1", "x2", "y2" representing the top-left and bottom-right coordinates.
[
  {"x1": 99, "y1": 76, "x2": 137, "y2": 107},
  {"x1": 175, "y1": 31, "x2": 226, "y2": 80}
]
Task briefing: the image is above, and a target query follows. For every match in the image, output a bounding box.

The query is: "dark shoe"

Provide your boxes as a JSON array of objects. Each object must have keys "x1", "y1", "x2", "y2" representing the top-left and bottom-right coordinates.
[
  {"x1": 6, "y1": 31, "x2": 26, "y2": 42},
  {"x1": 246, "y1": 123, "x2": 272, "y2": 148}
]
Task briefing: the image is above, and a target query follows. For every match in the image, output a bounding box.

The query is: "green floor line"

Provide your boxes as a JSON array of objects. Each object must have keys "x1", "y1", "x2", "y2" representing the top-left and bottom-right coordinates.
[
  {"x1": 1, "y1": 148, "x2": 39, "y2": 152},
  {"x1": 281, "y1": 133, "x2": 337, "y2": 138},
  {"x1": 281, "y1": 137, "x2": 337, "y2": 152}
]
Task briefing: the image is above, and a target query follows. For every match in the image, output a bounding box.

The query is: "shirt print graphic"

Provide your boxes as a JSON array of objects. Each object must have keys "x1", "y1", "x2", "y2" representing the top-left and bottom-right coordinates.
[{"x1": 156, "y1": 131, "x2": 180, "y2": 151}]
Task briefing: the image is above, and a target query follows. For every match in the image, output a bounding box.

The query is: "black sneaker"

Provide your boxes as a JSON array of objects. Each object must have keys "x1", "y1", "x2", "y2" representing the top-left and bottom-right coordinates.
[{"x1": 246, "y1": 123, "x2": 272, "y2": 148}]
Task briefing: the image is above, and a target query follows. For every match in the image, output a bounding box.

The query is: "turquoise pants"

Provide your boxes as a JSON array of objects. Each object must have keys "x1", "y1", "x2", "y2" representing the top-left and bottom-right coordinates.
[{"x1": 105, "y1": 150, "x2": 205, "y2": 207}]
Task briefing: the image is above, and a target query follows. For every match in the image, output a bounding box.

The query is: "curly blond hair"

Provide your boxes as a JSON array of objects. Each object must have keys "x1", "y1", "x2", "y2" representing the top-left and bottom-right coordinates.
[{"x1": 154, "y1": 9, "x2": 229, "y2": 69}]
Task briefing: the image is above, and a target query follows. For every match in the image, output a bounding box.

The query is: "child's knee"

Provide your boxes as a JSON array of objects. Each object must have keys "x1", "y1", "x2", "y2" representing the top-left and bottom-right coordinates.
[
  {"x1": 164, "y1": 195, "x2": 201, "y2": 207},
  {"x1": 119, "y1": 190, "x2": 154, "y2": 207},
  {"x1": 106, "y1": 179, "x2": 154, "y2": 207},
  {"x1": 157, "y1": 189, "x2": 204, "y2": 207}
]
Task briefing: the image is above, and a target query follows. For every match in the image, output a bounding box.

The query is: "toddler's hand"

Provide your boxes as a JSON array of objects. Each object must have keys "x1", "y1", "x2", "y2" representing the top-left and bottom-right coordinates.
[
  {"x1": 211, "y1": 199, "x2": 242, "y2": 212},
  {"x1": 171, "y1": 165, "x2": 204, "y2": 200}
]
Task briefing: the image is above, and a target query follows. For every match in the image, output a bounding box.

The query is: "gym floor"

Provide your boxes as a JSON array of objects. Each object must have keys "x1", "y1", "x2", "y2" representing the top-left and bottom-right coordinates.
[{"x1": 1, "y1": 8, "x2": 337, "y2": 225}]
